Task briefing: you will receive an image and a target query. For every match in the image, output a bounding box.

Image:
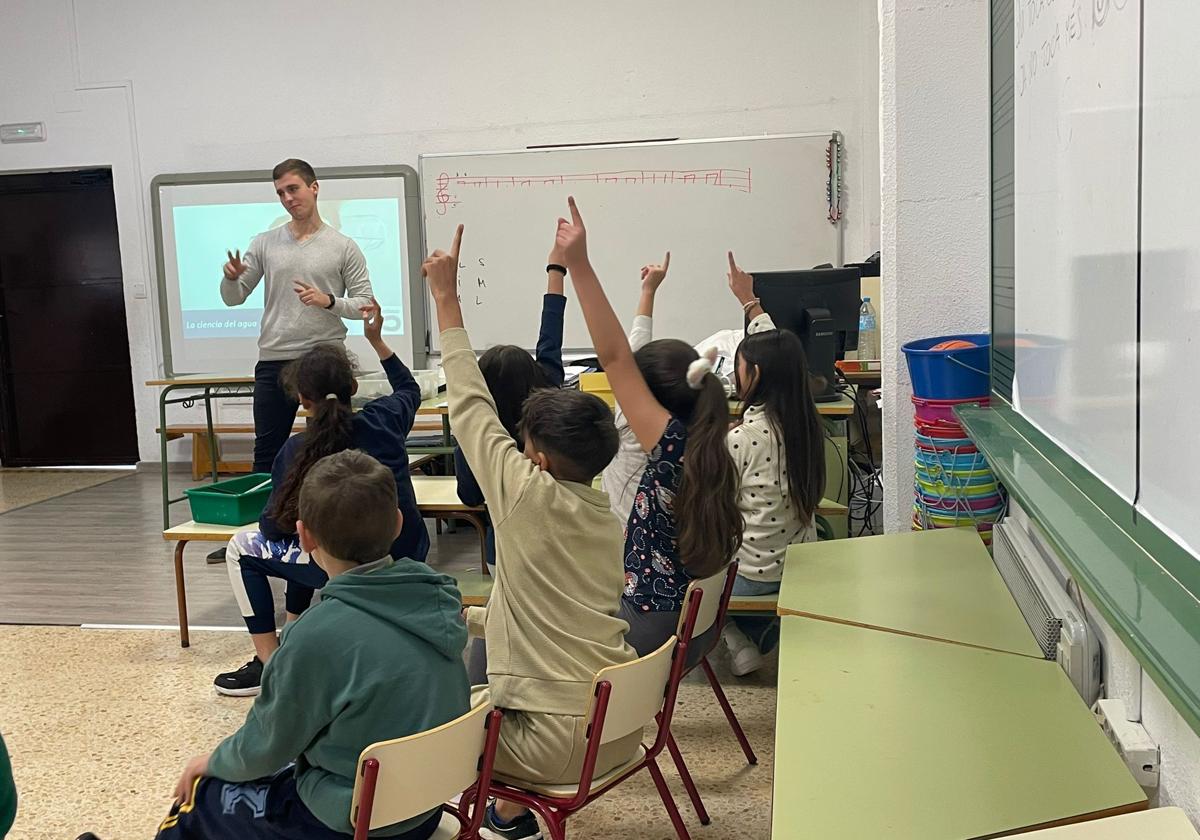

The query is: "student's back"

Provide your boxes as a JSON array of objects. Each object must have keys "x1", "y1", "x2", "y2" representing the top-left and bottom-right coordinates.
[
  {"x1": 447, "y1": 342, "x2": 631, "y2": 713},
  {"x1": 722, "y1": 268, "x2": 827, "y2": 675},
  {"x1": 154, "y1": 450, "x2": 470, "y2": 840},
  {"x1": 211, "y1": 556, "x2": 470, "y2": 830},
  {"x1": 260, "y1": 350, "x2": 429, "y2": 563}
]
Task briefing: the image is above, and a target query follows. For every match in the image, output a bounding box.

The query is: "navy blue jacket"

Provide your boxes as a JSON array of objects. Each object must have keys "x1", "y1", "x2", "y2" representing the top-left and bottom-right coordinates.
[
  {"x1": 455, "y1": 293, "x2": 566, "y2": 523},
  {"x1": 260, "y1": 353, "x2": 430, "y2": 564}
]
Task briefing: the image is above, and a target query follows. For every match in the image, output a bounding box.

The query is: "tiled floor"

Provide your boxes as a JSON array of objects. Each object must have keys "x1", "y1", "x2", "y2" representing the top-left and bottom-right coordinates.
[
  {"x1": 0, "y1": 627, "x2": 777, "y2": 840},
  {"x1": 0, "y1": 471, "x2": 779, "y2": 839}
]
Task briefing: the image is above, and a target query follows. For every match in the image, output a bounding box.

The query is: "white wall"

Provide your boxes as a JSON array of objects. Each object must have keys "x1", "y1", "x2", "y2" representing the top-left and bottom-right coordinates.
[
  {"x1": 0, "y1": 0, "x2": 881, "y2": 463},
  {"x1": 878, "y1": 0, "x2": 990, "y2": 532},
  {"x1": 1012, "y1": 504, "x2": 1200, "y2": 823}
]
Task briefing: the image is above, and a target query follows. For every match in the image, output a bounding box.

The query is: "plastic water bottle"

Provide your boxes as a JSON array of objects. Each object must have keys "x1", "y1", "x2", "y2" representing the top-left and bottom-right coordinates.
[{"x1": 858, "y1": 297, "x2": 880, "y2": 361}]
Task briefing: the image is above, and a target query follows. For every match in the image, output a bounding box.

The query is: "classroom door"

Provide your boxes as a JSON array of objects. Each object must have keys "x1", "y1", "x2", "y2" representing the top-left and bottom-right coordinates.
[{"x1": 0, "y1": 168, "x2": 139, "y2": 466}]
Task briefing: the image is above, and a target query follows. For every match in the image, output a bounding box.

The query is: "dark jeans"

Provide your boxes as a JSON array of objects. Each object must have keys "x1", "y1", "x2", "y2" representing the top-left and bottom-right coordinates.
[
  {"x1": 617, "y1": 598, "x2": 715, "y2": 670},
  {"x1": 154, "y1": 768, "x2": 441, "y2": 840},
  {"x1": 253, "y1": 360, "x2": 300, "y2": 474}
]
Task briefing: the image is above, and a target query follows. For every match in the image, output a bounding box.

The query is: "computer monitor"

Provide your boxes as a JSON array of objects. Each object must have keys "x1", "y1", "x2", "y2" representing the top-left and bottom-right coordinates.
[{"x1": 752, "y1": 267, "x2": 862, "y2": 402}]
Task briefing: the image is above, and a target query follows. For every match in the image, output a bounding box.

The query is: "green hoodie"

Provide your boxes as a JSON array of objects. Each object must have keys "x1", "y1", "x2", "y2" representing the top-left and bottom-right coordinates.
[
  {"x1": 208, "y1": 557, "x2": 470, "y2": 836},
  {"x1": 0, "y1": 733, "x2": 15, "y2": 838}
]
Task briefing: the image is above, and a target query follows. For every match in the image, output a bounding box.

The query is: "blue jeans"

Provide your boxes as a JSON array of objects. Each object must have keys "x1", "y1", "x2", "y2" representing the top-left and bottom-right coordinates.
[{"x1": 731, "y1": 576, "x2": 781, "y2": 653}]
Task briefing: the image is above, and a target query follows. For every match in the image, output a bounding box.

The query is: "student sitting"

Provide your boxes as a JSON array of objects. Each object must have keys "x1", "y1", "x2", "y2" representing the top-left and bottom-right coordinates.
[
  {"x1": 558, "y1": 199, "x2": 744, "y2": 657},
  {"x1": 154, "y1": 449, "x2": 470, "y2": 840},
  {"x1": 425, "y1": 225, "x2": 638, "y2": 840},
  {"x1": 0, "y1": 733, "x2": 14, "y2": 838},
  {"x1": 601, "y1": 251, "x2": 670, "y2": 521},
  {"x1": 454, "y1": 242, "x2": 568, "y2": 566},
  {"x1": 722, "y1": 254, "x2": 826, "y2": 675},
  {"x1": 214, "y1": 299, "x2": 428, "y2": 697}
]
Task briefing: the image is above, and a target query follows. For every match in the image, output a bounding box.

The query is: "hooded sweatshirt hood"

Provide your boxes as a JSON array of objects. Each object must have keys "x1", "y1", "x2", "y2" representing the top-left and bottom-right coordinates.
[
  {"x1": 320, "y1": 556, "x2": 467, "y2": 660},
  {"x1": 207, "y1": 556, "x2": 470, "y2": 837}
]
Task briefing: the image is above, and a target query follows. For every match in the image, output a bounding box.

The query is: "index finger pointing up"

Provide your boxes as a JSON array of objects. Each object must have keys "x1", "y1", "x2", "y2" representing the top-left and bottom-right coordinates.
[
  {"x1": 567, "y1": 196, "x2": 583, "y2": 227},
  {"x1": 450, "y1": 224, "x2": 464, "y2": 261},
  {"x1": 727, "y1": 250, "x2": 738, "y2": 272},
  {"x1": 662, "y1": 251, "x2": 671, "y2": 271}
]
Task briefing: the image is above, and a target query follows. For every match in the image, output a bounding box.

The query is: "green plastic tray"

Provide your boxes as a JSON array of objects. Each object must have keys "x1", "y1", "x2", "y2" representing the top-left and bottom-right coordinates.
[{"x1": 184, "y1": 473, "x2": 273, "y2": 526}]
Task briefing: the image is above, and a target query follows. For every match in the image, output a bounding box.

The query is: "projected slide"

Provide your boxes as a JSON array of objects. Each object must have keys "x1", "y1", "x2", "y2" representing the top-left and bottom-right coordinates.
[
  {"x1": 155, "y1": 171, "x2": 416, "y2": 374},
  {"x1": 173, "y1": 197, "x2": 404, "y2": 340}
]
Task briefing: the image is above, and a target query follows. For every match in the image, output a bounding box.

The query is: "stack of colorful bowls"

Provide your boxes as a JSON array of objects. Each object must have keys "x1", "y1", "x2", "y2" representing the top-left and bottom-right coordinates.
[{"x1": 901, "y1": 335, "x2": 1003, "y2": 546}]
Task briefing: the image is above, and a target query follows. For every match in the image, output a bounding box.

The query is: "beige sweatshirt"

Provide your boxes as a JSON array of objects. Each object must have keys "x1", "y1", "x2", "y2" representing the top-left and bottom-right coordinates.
[{"x1": 442, "y1": 328, "x2": 635, "y2": 716}]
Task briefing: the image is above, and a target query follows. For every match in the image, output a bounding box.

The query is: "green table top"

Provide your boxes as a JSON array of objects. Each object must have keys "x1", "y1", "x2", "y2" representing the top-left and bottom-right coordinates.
[
  {"x1": 772, "y1": 617, "x2": 1147, "y2": 839},
  {"x1": 778, "y1": 528, "x2": 1044, "y2": 658},
  {"x1": 1004, "y1": 807, "x2": 1198, "y2": 838}
]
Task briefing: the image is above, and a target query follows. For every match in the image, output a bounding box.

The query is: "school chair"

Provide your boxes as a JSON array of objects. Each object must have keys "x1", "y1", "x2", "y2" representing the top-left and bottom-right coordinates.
[
  {"x1": 350, "y1": 701, "x2": 504, "y2": 840},
  {"x1": 666, "y1": 563, "x2": 755, "y2": 826},
  {"x1": 469, "y1": 596, "x2": 702, "y2": 840}
]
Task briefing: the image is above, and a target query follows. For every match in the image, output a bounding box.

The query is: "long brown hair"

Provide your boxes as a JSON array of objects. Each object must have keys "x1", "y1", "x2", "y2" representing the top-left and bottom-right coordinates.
[
  {"x1": 634, "y1": 339, "x2": 743, "y2": 577},
  {"x1": 735, "y1": 329, "x2": 826, "y2": 526},
  {"x1": 478, "y1": 345, "x2": 553, "y2": 440},
  {"x1": 266, "y1": 344, "x2": 356, "y2": 532}
]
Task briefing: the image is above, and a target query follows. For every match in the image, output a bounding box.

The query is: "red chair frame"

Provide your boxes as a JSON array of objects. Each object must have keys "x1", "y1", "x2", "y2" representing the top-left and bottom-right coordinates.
[
  {"x1": 354, "y1": 708, "x2": 504, "y2": 840},
  {"x1": 465, "y1": 593, "x2": 705, "y2": 840},
  {"x1": 667, "y1": 562, "x2": 759, "y2": 826}
]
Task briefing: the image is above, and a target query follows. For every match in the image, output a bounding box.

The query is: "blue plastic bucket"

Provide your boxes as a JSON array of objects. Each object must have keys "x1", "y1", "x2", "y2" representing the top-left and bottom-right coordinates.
[{"x1": 902, "y1": 334, "x2": 991, "y2": 400}]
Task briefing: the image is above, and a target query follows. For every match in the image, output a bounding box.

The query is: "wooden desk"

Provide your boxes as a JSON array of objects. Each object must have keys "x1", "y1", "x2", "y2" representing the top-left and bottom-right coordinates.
[
  {"x1": 731, "y1": 392, "x2": 855, "y2": 418},
  {"x1": 162, "y1": 475, "x2": 488, "y2": 648},
  {"x1": 778, "y1": 528, "x2": 1044, "y2": 658},
  {"x1": 148, "y1": 375, "x2": 451, "y2": 530},
  {"x1": 1007, "y1": 808, "x2": 1197, "y2": 838},
  {"x1": 772, "y1": 616, "x2": 1147, "y2": 839}
]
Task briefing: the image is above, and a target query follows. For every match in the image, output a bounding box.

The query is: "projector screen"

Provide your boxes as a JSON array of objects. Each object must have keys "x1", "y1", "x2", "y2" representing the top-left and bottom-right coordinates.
[{"x1": 152, "y1": 167, "x2": 423, "y2": 375}]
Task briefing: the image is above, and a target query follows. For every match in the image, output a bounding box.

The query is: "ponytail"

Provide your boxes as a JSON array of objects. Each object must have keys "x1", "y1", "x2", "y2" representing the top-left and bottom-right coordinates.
[
  {"x1": 265, "y1": 344, "x2": 356, "y2": 532},
  {"x1": 675, "y1": 373, "x2": 743, "y2": 577}
]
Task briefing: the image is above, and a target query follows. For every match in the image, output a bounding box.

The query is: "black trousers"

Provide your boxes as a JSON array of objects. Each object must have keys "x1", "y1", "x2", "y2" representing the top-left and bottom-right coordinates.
[{"x1": 253, "y1": 360, "x2": 300, "y2": 473}]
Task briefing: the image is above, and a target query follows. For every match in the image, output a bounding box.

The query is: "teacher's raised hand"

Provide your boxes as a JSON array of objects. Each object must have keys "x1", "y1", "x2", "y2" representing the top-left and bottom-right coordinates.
[{"x1": 222, "y1": 249, "x2": 247, "y2": 281}]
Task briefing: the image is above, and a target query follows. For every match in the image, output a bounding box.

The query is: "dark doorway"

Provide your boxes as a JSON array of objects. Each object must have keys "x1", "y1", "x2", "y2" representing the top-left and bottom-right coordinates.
[{"x1": 0, "y1": 168, "x2": 138, "y2": 465}]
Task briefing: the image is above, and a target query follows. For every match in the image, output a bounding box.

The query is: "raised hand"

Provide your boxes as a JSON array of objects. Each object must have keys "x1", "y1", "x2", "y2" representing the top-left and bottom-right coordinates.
[
  {"x1": 422, "y1": 224, "x2": 464, "y2": 301},
  {"x1": 548, "y1": 220, "x2": 569, "y2": 269},
  {"x1": 294, "y1": 281, "x2": 332, "y2": 308},
  {"x1": 360, "y1": 296, "x2": 384, "y2": 343},
  {"x1": 727, "y1": 250, "x2": 756, "y2": 305},
  {"x1": 640, "y1": 251, "x2": 671, "y2": 293},
  {"x1": 223, "y1": 249, "x2": 247, "y2": 281},
  {"x1": 554, "y1": 196, "x2": 589, "y2": 270}
]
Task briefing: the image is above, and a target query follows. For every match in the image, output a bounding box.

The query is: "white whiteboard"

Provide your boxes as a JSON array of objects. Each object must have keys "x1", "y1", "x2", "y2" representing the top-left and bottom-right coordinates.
[
  {"x1": 1012, "y1": 0, "x2": 1140, "y2": 500},
  {"x1": 419, "y1": 134, "x2": 843, "y2": 350},
  {"x1": 1137, "y1": 0, "x2": 1200, "y2": 556}
]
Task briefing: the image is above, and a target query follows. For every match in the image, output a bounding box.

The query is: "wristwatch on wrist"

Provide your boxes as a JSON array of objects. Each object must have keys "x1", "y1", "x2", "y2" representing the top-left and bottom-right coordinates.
[{"x1": 324, "y1": 293, "x2": 336, "y2": 310}]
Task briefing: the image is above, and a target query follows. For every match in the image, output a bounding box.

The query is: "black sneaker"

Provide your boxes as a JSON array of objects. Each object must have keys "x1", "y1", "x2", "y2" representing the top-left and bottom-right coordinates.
[
  {"x1": 214, "y1": 657, "x2": 263, "y2": 697},
  {"x1": 206, "y1": 547, "x2": 226, "y2": 564},
  {"x1": 481, "y1": 803, "x2": 542, "y2": 840}
]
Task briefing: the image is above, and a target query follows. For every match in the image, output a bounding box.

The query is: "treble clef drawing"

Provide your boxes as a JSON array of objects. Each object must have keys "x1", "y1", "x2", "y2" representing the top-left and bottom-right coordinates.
[{"x1": 434, "y1": 172, "x2": 453, "y2": 215}]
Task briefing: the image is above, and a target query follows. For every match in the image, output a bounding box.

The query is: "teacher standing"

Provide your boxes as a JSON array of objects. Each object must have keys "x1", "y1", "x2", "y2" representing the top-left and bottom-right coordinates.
[{"x1": 220, "y1": 158, "x2": 374, "y2": 473}]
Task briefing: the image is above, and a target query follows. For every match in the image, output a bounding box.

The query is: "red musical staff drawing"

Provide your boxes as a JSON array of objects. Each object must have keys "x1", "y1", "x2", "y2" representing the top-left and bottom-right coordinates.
[{"x1": 433, "y1": 167, "x2": 751, "y2": 214}]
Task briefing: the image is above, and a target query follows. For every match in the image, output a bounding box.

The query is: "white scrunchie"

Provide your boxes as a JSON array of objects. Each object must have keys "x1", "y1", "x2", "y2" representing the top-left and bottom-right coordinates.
[
  {"x1": 324, "y1": 393, "x2": 339, "y2": 401},
  {"x1": 686, "y1": 347, "x2": 719, "y2": 390}
]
